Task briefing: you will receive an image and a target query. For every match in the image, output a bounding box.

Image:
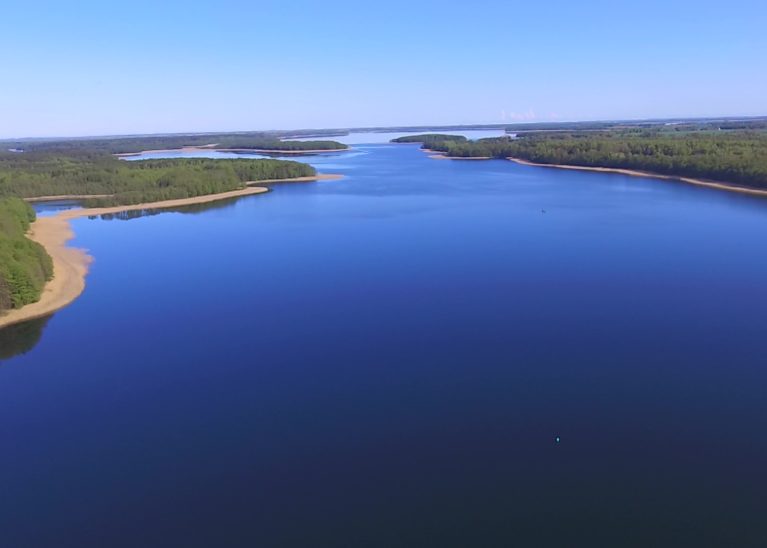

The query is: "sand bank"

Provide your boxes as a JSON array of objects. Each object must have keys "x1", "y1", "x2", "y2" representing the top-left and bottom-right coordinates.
[
  {"x1": 247, "y1": 174, "x2": 343, "y2": 185},
  {"x1": 0, "y1": 215, "x2": 91, "y2": 330},
  {"x1": 0, "y1": 173, "x2": 343, "y2": 329},
  {"x1": 448, "y1": 156, "x2": 492, "y2": 160},
  {"x1": 507, "y1": 158, "x2": 767, "y2": 197},
  {"x1": 422, "y1": 149, "x2": 491, "y2": 161}
]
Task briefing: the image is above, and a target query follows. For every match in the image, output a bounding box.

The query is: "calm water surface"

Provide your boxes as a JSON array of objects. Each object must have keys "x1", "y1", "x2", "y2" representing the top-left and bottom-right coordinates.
[{"x1": 2, "y1": 141, "x2": 767, "y2": 546}]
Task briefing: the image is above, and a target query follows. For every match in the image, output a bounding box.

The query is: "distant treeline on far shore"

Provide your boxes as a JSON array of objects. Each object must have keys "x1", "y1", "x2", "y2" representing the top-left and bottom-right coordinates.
[{"x1": 1, "y1": 131, "x2": 348, "y2": 155}]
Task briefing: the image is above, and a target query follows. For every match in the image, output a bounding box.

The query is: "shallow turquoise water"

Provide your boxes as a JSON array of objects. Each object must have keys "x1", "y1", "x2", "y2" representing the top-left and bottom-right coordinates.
[{"x1": 2, "y1": 141, "x2": 767, "y2": 546}]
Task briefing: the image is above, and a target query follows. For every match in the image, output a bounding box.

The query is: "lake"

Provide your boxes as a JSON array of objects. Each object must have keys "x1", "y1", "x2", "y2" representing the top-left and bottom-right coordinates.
[{"x1": 2, "y1": 135, "x2": 767, "y2": 546}]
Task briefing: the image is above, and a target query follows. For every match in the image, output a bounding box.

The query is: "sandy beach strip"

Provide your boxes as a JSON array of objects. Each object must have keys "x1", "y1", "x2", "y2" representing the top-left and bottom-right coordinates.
[
  {"x1": 422, "y1": 149, "x2": 491, "y2": 161},
  {"x1": 0, "y1": 173, "x2": 343, "y2": 329},
  {"x1": 507, "y1": 157, "x2": 767, "y2": 197},
  {"x1": 246, "y1": 174, "x2": 343, "y2": 185},
  {"x1": 0, "y1": 215, "x2": 91, "y2": 330},
  {"x1": 429, "y1": 156, "x2": 493, "y2": 160}
]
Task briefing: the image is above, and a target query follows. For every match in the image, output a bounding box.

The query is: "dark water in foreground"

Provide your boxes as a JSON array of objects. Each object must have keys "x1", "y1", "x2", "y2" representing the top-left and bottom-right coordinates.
[{"x1": 2, "y1": 143, "x2": 767, "y2": 546}]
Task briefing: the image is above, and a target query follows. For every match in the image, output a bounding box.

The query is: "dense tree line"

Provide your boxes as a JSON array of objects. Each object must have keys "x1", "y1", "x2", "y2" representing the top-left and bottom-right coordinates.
[
  {"x1": 216, "y1": 139, "x2": 348, "y2": 151},
  {"x1": 0, "y1": 147, "x2": 320, "y2": 315},
  {"x1": 503, "y1": 117, "x2": 767, "y2": 134},
  {"x1": 428, "y1": 136, "x2": 514, "y2": 157},
  {"x1": 0, "y1": 198, "x2": 53, "y2": 313},
  {"x1": 430, "y1": 133, "x2": 767, "y2": 189},
  {"x1": 0, "y1": 153, "x2": 317, "y2": 206},
  {"x1": 391, "y1": 134, "x2": 468, "y2": 147},
  {"x1": 0, "y1": 150, "x2": 320, "y2": 316},
  {"x1": 1, "y1": 133, "x2": 347, "y2": 154}
]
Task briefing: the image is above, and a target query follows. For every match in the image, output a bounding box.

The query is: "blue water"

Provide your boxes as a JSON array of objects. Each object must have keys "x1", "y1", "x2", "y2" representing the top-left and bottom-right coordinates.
[
  {"x1": 285, "y1": 129, "x2": 508, "y2": 144},
  {"x1": 2, "y1": 142, "x2": 767, "y2": 546}
]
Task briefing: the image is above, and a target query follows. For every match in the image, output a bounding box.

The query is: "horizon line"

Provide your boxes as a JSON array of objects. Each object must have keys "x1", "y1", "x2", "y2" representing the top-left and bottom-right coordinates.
[{"x1": 3, "y1": 113, "x2": 766, "y2": 142}]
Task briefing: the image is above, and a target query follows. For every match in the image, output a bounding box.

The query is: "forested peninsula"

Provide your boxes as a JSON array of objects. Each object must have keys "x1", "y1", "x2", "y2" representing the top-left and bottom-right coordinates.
[
  {"x1": 0, "y1": 134, "x2": 339, "y2": 323},
  {"x1": 397, "y1": 130, "x2": 767, "y2": 190},
  {"x1": 0, "y1": 152, "x2": 317, "y2": 206}
]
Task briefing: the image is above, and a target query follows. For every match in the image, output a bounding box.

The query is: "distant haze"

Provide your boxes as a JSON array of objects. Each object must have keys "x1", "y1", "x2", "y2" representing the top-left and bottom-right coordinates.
[{"x1": 1, "y1": 0, "x2": 765, "y2": 138}]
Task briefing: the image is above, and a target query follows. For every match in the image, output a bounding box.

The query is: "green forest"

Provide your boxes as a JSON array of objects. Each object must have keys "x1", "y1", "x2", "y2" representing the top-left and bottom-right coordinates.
[
  {"x1": 391, "y1": 134, "x2": 468, "y2": 147},
  {"x1": 428, "y1": 133, "x2": 767, "y2": 189},
  {"x1": 0, "y1": 152, "x2": 317, "y2": 206},
  {"x1": 0, "y1": 198, "x2": 53, "y2": 313},
  {"x1": 213, "y1": 139, "x2": 348, "y2": 151},
  {"x1": 0, "y1": 147, "x2": 320, "y2": 314},
  {"x1": 3, "y1": 124, "x2": 767, "y2": 317},
  {"x1": 2, "y1": 133, "x2": 347, "y2": 155},
  {"x1": 502, "y1": 117, "x2": 767, "y2": 134}
]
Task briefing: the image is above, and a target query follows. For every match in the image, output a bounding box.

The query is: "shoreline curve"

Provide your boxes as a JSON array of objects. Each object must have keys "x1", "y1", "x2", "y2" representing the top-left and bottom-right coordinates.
[
  {"x1": 0, "y1": 173, "x2": 343, "y2": 329},
  {"x1": 424, "y1": 149, "x2": 767, "y2": 195},
  {"x1": 507, "y1": 157, "x2": 767, "y2": 197},
  {"x1": 422, "y1": 149, "x2": 491, "y2": 161}
]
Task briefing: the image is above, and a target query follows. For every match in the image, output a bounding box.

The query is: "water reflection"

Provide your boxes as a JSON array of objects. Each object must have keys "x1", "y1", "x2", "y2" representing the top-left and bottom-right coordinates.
[
  {"x1": 3, "y1": 198, "x2": 246, "y2": 357},
  {"x1": 0, "y1": 316, "x2": 52, "y2": 361},
  {"x1": 87, "y1": 197, "x2": 243, "y2": 221},
  {"x1": 31, "y1": 199, "x2": 83, "y2": 216}
]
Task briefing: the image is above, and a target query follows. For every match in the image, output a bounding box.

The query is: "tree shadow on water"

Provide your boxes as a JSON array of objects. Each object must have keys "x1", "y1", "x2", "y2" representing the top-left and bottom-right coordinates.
[
  {"x1": 88, "y1": 197, "x2": 243, "y2": 222},
  {"x1": 0, "y1": 315, "x2": 52, "y2": 362}
]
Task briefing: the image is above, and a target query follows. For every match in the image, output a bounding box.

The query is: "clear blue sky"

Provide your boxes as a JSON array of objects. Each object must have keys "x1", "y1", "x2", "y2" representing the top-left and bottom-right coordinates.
[{"x1": 2, "y1": 0, "x2": 765, "y2": 138}]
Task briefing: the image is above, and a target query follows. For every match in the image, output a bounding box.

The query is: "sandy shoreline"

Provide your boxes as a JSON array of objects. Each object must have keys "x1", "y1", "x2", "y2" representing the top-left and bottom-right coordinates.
[
  {"x1": 422, "y1": 149, "x2": 491, "y2": 161},
  {"x1": 507, "y1": 157, "x2": 767, "y2": 197},
  {"x1": 425, "y1": 147, "x2": 767, "y2": 195},
  {"x1": 0, "y1": 173, "x2": 343, "y2": 329},
  {"x1": 116, "y1": 146, "x2": 349, "y2": 157},
  {"x1": 423, "y1": 147, "x2": 767, "y2": 195},
  {"x1": 0, "y1": 215, "x2": 92, "y2": 330},
  {"x1": 246, "y1": 174, "x2": 343, "y2": 185},
  {"x1": 21, "y1": 174, "x2": 342, "y2": 205}
]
